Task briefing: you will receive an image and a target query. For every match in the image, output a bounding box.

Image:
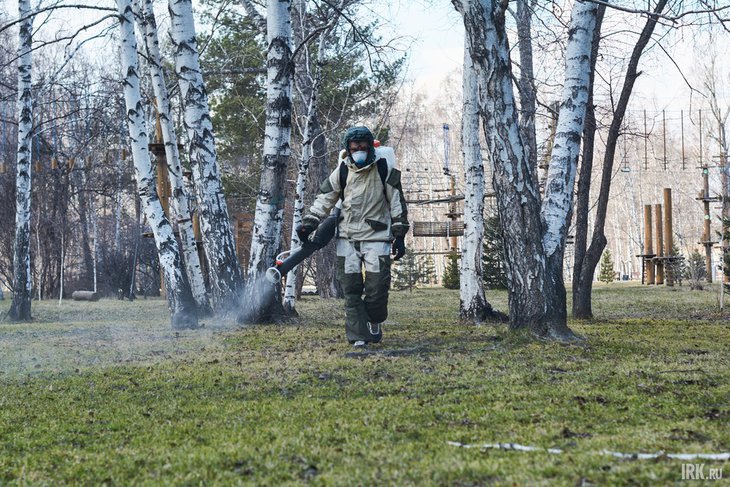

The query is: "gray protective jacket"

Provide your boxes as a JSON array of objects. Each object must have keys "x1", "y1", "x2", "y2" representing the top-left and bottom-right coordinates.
[{"x1": 303, "y1": 147, "x2": 409, "y2": 242}]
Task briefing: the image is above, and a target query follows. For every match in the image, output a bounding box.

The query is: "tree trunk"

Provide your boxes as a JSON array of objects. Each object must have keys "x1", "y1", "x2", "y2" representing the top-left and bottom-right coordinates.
[
  {"x1": 117, "y1": 0, "x2": 198, "y2": 329},
  {"x1": 311, "y1": 127, "x2": 340, "y2": 298},
  {"x1": 572, "y1": 6, "x2": 606, "y2": 319},
  {"x1": 454, "y1": 0, "x2": 551, "y2": 336},
  {"x1": 454, "y1": 0, "x2": 597, "y2": 340},
  {"x1": 284, "y1": 6, "x2": 330, "y2": 312},
  {"x1": 248, "y1": 0, "x2": 293, "y2": 279},
  {"x1": 573, "y1": 0, "x2": 668, "y2": 319},
  {"x1": 540, "y1": 1, "x2": 599, "y2": 332},
  {"x1": 515, "y1": 0, "x2": 538, "y2": 181},
  {"x1": 459, "y1": 38, "x2": 498, "y2": 323},
  {"x1": 8, "y1": 0, "x2": 33, "y2": 321},
  {"x1": 138, "y1": 0, "x2": 211, "y2": 315},
  {"x1": 282, "y1": 0, "x2": 308, "y2": 312},
  {"x1": 283, "y1": 106, "x2": 317, "y2": 312},
  {"x1": 244, "y1": 0, "x2": 293, "y2": 322},
  {"x1": 168, "y1": 0, "x2": 244, "y2": 308},
  {"x1": 70, "y1": 163, "x2": 94, "y2": 290}
]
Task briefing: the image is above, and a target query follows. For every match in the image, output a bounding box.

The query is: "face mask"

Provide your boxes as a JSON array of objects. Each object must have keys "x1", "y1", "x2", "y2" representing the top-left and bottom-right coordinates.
[{"x1": 351, "y1": 150, "x2": 368, "y2": 165}]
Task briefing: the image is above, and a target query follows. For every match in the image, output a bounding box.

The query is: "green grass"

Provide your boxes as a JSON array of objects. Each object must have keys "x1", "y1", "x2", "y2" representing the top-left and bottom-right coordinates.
[{"x1": 0, "y1": 283, "x2": 728, "y2": 485}]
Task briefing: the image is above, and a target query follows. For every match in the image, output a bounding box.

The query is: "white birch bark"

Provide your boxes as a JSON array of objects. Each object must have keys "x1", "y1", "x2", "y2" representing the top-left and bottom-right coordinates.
[
  {"x1": 117, "y1": 0, "x2": 198, "y2": 329},
  {"x1": 454, "y1": 0, "x2": 596, "y2": 340},
  {"x1": 454, "y1": 0, "x2": 546, "y2": 325},
  {"x1": 9, "y1": 0, "x2": 33, "y2": 321},
  {"x1": 453, "y1": 0, "x2": 576, "y2": 340},
  {"x1": 137, "y1": 0, "x2": 210, "y2": 314},
  {"x1": 459, "y1": 39, "x2": 492, "y2": 322},
  {"x1": 168, "y1": 0, "x2": 244, "y2": 307},
  {"x1": 282, "y1": 124, "x2": 310, "y2": 312},
  {"x1": 283, "y1": 19, "x2": 327, "y2": 312},
  {"x1": 541, "y1": 1, "x2": 599, "y2": 258},
  {"x1": 248, "y1": 0, "x2": 293, "y2": 281}
]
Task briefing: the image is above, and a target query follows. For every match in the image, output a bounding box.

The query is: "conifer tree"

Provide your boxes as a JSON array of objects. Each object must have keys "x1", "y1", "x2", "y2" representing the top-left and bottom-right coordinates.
[
  {"x1": 598, "y1": 249, "x2": 615, "y2": 284},
  {"x1": 442, "y1": 251, "x2": 460, "y2": 290},
  {"x1": 482, "y1": 215, "x2": 508, "y2": 290},
  {"x1": 420, "y1": 255, "x2": 436, "y2": 285},
  {"x1": 392, "y1": 248, "x2": 423, "y2": 292}
]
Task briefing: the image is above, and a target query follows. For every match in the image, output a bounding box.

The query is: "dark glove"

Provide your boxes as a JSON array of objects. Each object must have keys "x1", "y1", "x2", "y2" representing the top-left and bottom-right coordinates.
[
  {"x1": 296, "y1": 222, "x2": 316, "y2": 243},
  {"x1": 392, "y1": 236, "x2": 406, "y2": 261}
]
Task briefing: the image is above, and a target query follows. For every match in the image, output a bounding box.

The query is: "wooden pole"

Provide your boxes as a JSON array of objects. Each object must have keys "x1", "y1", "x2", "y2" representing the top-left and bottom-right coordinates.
[
  {"x1": 655, "y1": 204, "x2": 664, "y2": 285},
  {"x1": 703, "y1": 166, "x2": 713, "y2": 283},
  {"x1": 192, "y1": 209, "x2": 207, "y2": 284},
  {"x1": 664, "y1": 188, "x2": 674, "y2": 287},
  {"x1": 644, "y1": 204, "x2": 655, "y2": 284},
  {"x1": 152, "y1": 113, "x2": 169, "y2": 299}
]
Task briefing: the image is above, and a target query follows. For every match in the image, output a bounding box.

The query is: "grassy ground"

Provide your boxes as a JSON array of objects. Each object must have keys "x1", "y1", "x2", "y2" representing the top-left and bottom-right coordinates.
[{"x1": 0, "y1": 282, "x2": 728, "y2": 485}]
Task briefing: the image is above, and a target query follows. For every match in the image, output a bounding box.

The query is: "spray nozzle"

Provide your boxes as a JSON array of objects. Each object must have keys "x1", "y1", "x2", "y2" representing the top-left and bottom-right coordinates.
[{"x1": 265, "y1": 266, "x2": 281, "y2": 284}]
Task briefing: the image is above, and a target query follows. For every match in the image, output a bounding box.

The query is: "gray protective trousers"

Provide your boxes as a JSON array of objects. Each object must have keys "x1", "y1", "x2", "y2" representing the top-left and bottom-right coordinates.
[{"x1": 335, "y1": 239, "x2": 391, "y2": 342}]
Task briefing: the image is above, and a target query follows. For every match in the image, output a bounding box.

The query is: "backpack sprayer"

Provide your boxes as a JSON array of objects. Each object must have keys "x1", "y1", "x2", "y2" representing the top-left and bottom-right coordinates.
[{"x1": 265, "y1": 209, "x2": 339, "y2": 284}]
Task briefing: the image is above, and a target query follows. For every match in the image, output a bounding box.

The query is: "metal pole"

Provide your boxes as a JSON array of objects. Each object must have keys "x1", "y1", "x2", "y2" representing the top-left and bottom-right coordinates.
[
  {"x1": 663, "y1": 110, "x2": 667, "y2": 171},
  {"x1": 699, "y1": 109, "x2": 703, "y2": 168},
  {"x1": 644, "y1": 110, "x2": 649, "y2": 171},
  {"x1": 722, "y1": 156, "x2": 726, "y2": 309},
  {"x1": 442, "y1": 123, "x2": 450, "y2": 175},
  {"x1": 655, "y1": 204, "x2": 664, "y2": 285},
  {"x1": 644, "y1": 204, "x2": 655, "y2": 284},
  {"x1": 681, "y1": 109, "x2": 686, "y2": 170},
  {"x1": 449, "y1": 175, "x2": 458, "y2": 252}
]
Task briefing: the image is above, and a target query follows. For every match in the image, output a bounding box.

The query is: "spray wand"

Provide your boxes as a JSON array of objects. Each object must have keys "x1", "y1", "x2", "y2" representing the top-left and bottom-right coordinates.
[{"x1": 265, "y1": 209, "x2": 340, "y2": 284}]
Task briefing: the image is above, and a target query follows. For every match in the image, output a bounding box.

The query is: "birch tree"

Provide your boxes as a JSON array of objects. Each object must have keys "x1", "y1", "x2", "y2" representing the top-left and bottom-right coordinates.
[
  {"x1": 137, "y1": 0, "x2": 210, "y2": 315},
  {"x1": 282, "y1": 0, "x2": 338, "y2": 311},
  {"x1": 168, "y1": 0, "x2": 244, "y2": 307},
  {"x1": 540, "y1": 0, "x2": 599, "y2": 327},
  {"x1": 8, "y1": 0, "x2": 33, "y2": 321},
  {"x1": 117, "y1": 0, "x2": 198, "y2": 329},
  {"x1": 283, "y1": 34, "x2": 327, "y2": 312},
  {"x1": 248, "y1": 0, "x2": 293, "y2": 281},
  {"x1": 459, "y1": 39, "x2": 499, "y2": 323},
  {"x1": 572, "y1": 0, "x2": 668, "y2": 319},
  {"x1": 452, "y1": 0, "x2": 598, "y2": 340}
]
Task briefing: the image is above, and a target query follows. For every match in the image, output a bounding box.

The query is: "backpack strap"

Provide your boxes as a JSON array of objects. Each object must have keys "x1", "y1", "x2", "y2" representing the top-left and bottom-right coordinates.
[
  {"x1": 339, "y1": 158, "x2": 389, "y2": 202},
  {"x1": 339, "y1": 161, "x2": 348, "y2": 201},
  {"x1": 376, "y1": 158, "x2": 388, "y2": 193}
]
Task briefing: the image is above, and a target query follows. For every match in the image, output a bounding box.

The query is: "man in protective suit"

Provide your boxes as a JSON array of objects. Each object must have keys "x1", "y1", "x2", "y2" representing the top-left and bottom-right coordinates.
[{"x1": 297, "y1": 126, "x2": 409, "y2": 348}]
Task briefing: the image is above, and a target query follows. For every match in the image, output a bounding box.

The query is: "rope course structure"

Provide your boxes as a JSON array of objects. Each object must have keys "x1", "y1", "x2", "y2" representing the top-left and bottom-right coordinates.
[{"x1": 406, "y1": 123, "x2": 466, "y2": 252}]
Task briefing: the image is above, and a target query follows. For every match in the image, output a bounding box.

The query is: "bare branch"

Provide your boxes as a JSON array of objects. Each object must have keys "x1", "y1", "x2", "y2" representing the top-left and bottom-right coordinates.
[
  {"x1": 203, "y1": 68, "x2": 266, "y2": 76},
  {"x1": 290, "y1": 23, "x2": 333, "y2": 63},
  {"x1": 0, "y1": 4, "x2": 116, "y2": 35},
  {"x1": 583, "y1": 0, "x2": 730, "y2": 24}
]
